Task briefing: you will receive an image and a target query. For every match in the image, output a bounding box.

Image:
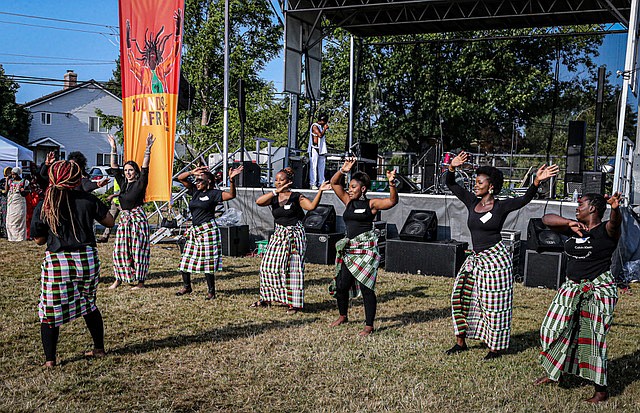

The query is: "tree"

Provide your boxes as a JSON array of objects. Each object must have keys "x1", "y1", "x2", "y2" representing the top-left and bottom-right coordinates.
[{"x1": 0, "y1": 65, "x2": 30, "y2": 146}]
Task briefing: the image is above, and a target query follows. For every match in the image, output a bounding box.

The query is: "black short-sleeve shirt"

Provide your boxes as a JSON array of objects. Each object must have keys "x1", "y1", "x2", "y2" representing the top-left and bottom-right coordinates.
[
  {"x1": 31, "y1": 191, "x2": 109, "y2": 252},
  {"x1": 564, "y1": 221, "x2": 618, "y2": 282},
  {"x1": 109, "y1": 167, "x2": 149, "y2": 210},
  {"x1": 189, "y1": 187, "x2": 224, "y2": 226},
  {"x1": 271, "y1": 192, "x2": 305, "y2": 226}
]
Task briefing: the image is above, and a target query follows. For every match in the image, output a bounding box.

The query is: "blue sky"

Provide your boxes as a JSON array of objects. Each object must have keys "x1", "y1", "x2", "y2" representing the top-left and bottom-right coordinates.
[{"x1": 0, "y1": 1, "x2": 632, "y2": 105}]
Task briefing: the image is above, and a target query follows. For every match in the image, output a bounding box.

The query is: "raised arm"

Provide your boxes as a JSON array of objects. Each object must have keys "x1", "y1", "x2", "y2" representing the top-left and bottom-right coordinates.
[
  {"x1": 141, "y1": 133, "x2": 155, "y2": 169},
  {"x1": 299, "y1": 181, "x2": 331, "y2": 210},
  {"x1": 447, "y1": 151, "x2": 476, "y2": 206},
  {"x1": 502, "y1": 164, "x2": 559, "y2": 211},
  {"x1": 177, "y1": 165, "x2": 208, "y2": 190},
  {"x1": 606, "y1": 192, "x2": 623, "y2": 240},
  {"x1": 107, "y1": 134, "x2": 119, "y2": 169},
  {"x1": 255, "y1": 180, "x2": 292, "y2": 206},
  {"x1": 221, "y1": 166, "x2": 243, "y2": 201},
  {"x1": 330, "y1": 157, "x2": 356, "y2": 205},
  {"x1": 370, "y1": 169, "x2": 399, "y2": 212},
  {"x1": 542, "y1": 214, "x2": 586, "y2": 237}
]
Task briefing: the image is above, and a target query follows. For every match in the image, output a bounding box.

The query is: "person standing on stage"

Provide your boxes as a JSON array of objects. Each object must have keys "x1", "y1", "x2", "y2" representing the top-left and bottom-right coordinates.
[
  {"x1": 107, "y1": 133, "x2": 154, "y2": 290},
  {"x1": 251, "y1": 167, "x2": 331, "y2": 313},
  {"x1": 535, "y1": 193, "x2": 622, "y2": 403},
  {"x1": 329, "y1": 157, "x2": 398, "y2": 336},
  {"x1": 175, "y1": 164, "x2": 243, "y2": 299},
  {"x1": 31, "y1": 160, "x2": 115, "y2": 367},
  {"x1": 308, "y1": 113, "x2": 329, "y2": 190},
  {"x1": 445, "y1": 151, "x2": 558, "y2": 359}
]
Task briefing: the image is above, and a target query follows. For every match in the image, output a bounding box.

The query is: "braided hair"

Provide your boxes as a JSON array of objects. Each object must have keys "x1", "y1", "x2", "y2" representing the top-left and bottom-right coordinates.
[{"x1": 41, "y1": 160, "x2": 82, "y2": 237}]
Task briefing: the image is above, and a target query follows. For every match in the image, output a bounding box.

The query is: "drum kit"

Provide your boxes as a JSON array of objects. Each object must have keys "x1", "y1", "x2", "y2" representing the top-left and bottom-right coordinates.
[{"x1": 423, "y1": 150, "x2": 478, "y2": 194}]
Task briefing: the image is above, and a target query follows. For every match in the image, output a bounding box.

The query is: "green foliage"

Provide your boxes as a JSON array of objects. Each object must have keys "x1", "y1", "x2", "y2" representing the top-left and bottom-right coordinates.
[{"x1": 0, "y1": 65, "x2": 31, "y2": 145}]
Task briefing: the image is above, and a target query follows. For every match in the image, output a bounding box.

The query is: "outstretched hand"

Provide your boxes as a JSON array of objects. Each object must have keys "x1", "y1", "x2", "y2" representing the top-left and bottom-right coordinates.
[
  {"x1": 386, "y1": 169, "x2": 397, "y2": 182},
  {"x1": 146, "y1": 133, "x2": 156, "y2": 149},
  {"x1": 318, "y1": 181, "x2": 332, "y2": 191},
  {"x1": 450, "y1": 151, "x2": 468, "y2": 169},
  {"x1": 607, "y1": 192, "x2": 623, "y2": 209},
  {"x1": 174, "y1": 9, "x2": 182, "y2": 36},
  {"x1": 276, "y1": 181, "x2": 293, "y2": 194},
  {"x1": 45, "y1": 151, "x2": 57, "y2": 166},
  {"x1": 568, "y1": 220, "x2": 587, "y2": 237},
  {"x1": 535, "y1": 164, "x2": 559, "y2": 184},
  {"x1": 229, "y1": 166, "x2": 244, "y2": 179},
  {"x1": 341, "y1": 157, "x2": 357, "y2": 173},
  {"x1": 107, "y1": 134, "x2": 117, "y2": 149}
]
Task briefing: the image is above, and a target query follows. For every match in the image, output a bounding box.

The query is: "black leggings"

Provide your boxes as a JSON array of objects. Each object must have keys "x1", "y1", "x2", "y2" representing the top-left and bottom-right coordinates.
[
  {"x1": 334, "y1": 263, "x2": 377, "y2": 327},
  {"x1": 181, "y1": 271, "x2": 215, "y2": 295},
  {"x1": 40, "y1": 309, "x2": 104, "y2": 362}
]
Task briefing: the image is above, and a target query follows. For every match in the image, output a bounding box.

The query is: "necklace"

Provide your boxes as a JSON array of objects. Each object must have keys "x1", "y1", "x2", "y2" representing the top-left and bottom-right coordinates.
[{"x1": 481, "y1": 198, "x2": 492, "y2": 207}]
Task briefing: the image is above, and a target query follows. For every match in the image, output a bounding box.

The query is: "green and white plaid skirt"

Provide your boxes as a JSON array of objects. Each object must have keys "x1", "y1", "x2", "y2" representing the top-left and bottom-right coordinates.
[
  {"x1": 330, "y1": 230, "x2": 380, "y2": 298},
  {"x1": 258, "y1": 222, "x2": 306, "y2": 308},
  {"x1": 539, "y1": 271, "x2": 617, "y2": 386},
  {"x1": 39, "y1": 246, "x2": 100, "y2": 327},
  {"x1": 113, "y1": 206, "x2": 150, "y2": 283},
  {"x1": 451, "y1": 241, "x2": 513, "y2": 351},
  {"x1": 179, "y1": 220, "x2": 223, "y2": 274}
]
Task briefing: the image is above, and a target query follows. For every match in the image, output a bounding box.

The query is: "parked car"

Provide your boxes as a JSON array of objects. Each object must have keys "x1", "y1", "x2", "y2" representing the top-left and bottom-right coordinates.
[{"x1": 89, "y1": 166, "x2": 114, "y2": 194}]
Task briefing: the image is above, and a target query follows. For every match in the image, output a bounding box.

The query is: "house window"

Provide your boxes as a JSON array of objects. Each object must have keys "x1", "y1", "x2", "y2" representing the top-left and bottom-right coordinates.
[
  {"x1": 60, "y1": 151, "x2": 66, "y2": 160},
  {"x1": 96, "y1": 153, "x2": 121, "y2": 166},
  {"x1": 41, "y1": 113, "x2": 52, "y2": 125},
  {"x1": 89, "y1": 116, "x2": 108, "y2": 133}
]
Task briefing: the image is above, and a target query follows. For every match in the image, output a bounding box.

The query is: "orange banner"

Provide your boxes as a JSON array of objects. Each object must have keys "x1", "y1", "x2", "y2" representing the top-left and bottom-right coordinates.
[{"x1": 119, "y1": 0, "x2": 184, "y2": 202}]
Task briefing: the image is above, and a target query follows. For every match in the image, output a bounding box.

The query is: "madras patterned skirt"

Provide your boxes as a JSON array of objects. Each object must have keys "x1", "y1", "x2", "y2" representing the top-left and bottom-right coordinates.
[
  {"x1": 39, "y1": 246, "x2": 100, "y2": 327},
  {"x1": 259, "y1": 222, "x2": 306, "y2": 308},
  {"x1": 179, "y1": 220, "x2": 223, "y2": 274},
  {"x1": 332, "y1": 230, "x2": 380, "y2": 298},
  {"x1": 539, "y1": 271, "x2": 617, "y2": 386},
  {"x1": 451, "y1": 241, "x2": 513, "y2": 351},
  {"x1": 113, "y1": 206, "x2": 150, "y2": 283}
]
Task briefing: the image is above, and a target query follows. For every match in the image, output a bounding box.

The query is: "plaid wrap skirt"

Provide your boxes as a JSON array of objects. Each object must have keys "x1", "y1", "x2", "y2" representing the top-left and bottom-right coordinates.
[
  {"x1": 179, "y1": 220, "x2": 223, "y2": 274},
  {"x1": 39, "y1": 246, "x2": 100, "y2": 327},
  {"x1": 539, "y1": 271, "x2": 617, "y2": 386},
  {"x1": 259, "y1": 222, "x2": 306, "y2": 308},
  {"x1": 113, "y1": 206, "x2": 150, "y2": 283},
  {"x1": 331, "y1": 230, "x2": 380, "y2": 298},
  {"x1": 451, "y1": 241, "x2": 513, "y2": 351}
]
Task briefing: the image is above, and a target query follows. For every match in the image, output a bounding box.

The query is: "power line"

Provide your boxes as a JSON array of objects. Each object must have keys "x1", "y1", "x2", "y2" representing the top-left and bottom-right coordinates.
[
  {"x1": 3, "y1": 62, "x2": 115, "y2": 66},
  {"x1": 0, "y1": 20, "x2": 117, "y2": 35},
  {"x1": 0, "y1": 52, "x2": 114, "y2": 62},
  {"x1": 0, "y1": 11, "x2": 117, "y2": 29}
]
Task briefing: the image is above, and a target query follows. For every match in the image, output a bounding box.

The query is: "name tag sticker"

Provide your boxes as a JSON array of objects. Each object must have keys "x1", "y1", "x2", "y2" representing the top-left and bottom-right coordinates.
[
  {"x1": 576, "y1": 237, "x2": 589, "y2": 244},
  {"x1": 479, "y1": 212, "x2": 492, "y2": 223},
  {"x1": 284, "y1": 204, "x2": 292, "y2": 210},
  {"x1": 199, "y1": 196, "x2": 210, "y2": 201},
  {"x1": 354, "y1": 208, "x2": 366, "y2": 213}
]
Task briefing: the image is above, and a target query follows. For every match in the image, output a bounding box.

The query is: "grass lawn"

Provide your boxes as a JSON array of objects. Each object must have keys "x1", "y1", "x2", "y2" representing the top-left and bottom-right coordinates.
[{"x1": 1, "y1": 239, "x2": 639, "y2": 412}]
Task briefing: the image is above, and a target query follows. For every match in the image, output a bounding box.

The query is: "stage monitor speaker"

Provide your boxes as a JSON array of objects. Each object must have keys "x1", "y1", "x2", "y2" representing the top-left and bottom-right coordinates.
[
  {"x1": 568, "y1": 120, "x2": 587, "y2": 147},
  {"x1": 219, "y1": 225, "x2": 250, "y2": 256},
  {"x1": 302, "y1": 204, "x2": 336, "y2": 233},
  {"x1": 524, "y1": 250, "x2": 566, "y2": 289},
  {"x1": 386, "y1": 239, "x2": 468, "y2": 277},
  {"x1": 233, "y1": 161, "x2": 261, "y2": 187},
  {"x1": 564, "y1": 172, "x2": 582, "y2": 197},
  {"x1": 394, "y1": 173, "x2": 421, "y2": 193},
  {"x1": 582, "y1": 171, "x2": 606, "y2": 195},
  {"x1": 526, "y1": 218, "x2": 564, "y2": 252},
  {"x1": 399, "y1": 210, "x2": 437, "y2": 242},
  {"x1": 305, "y1": 232, "x2": 343, "y2": 264}
]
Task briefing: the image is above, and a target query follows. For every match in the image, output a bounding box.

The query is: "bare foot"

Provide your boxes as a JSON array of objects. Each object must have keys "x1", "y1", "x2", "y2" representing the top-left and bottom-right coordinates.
[
  {"x1": 84, "y1": 349, "x2": 106, "y2": 358},
  {"x1": 131, "y1": 283, "x2": 145, "y2": 290},
  {"x1": 533, "y1": 376, "x2": 556, "y2": 386},
  {"x1": 175, "y1": 287, "x2": 192, "y2": 296},
  {"x1": 586, "y1": 391, "x2": 609, "y2": 403},
  {"x1": 358, "y1": 326, "x2": 374, "y2": 337},
  {"x1": 42, "y1": 361, "x2": 56, "y2": 368},
  {"x1": 108, "y1": 280, "x2": 121, "y2": 290},
  {"x1": 329, "y1": 315, "x2": 348, "y2": 327}
]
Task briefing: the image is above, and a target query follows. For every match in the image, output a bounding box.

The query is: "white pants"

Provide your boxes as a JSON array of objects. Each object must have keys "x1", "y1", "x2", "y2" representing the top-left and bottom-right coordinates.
[{"x1": 309, "y1": 149, "x2": 326, "y2": 187}]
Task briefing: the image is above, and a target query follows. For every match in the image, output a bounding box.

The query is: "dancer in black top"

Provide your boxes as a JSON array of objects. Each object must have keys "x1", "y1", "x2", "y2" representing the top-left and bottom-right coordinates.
[
  {"x1": 252, "y1": 167, "x2": 331, "y2": 312},
  {"x1": 445, "y1": 151, "x2": 558, "y2": 359},
  {"x1": 175, "y1": 165, "x2": 243, "y2": 299},
  {"x1": 329, "y1": 157, "x2": 398, "y2": 336}
]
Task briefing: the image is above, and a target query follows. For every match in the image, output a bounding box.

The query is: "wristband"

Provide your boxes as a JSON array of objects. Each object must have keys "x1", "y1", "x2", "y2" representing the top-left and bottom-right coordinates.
[{"x1": 272, "y1": 190, "x2": 277, "y2": 196}]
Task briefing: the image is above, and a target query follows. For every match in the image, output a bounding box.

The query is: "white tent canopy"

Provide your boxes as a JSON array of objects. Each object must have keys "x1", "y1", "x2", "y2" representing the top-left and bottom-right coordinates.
[{"x1": 0, "y1": 134, "x2": 33, "y2": 171}]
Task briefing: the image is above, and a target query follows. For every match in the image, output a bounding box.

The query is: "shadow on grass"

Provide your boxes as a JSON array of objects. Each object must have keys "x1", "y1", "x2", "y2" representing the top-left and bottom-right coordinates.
[
  {"x1": 504, "y1": 329, "x2": 541, "y2": 356},
  {"x1": 377, "y1": 286, "x2": 430, "y2": 301},
  {"x1": 376, "y1": 307, "x2": 451, "y2": 331},
  {"x1": 59, "y1": 317, "x2": 320, "y2": 365}
]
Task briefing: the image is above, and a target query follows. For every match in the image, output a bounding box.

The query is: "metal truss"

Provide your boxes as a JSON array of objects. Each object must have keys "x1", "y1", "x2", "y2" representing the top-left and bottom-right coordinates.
[{"x1": 285, "y1": 0, "x2": 633, "y2": 36}]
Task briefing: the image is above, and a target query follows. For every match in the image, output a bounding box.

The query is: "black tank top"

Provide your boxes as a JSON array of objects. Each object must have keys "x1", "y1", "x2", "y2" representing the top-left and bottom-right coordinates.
[
  {"x1": 271, "y1": 192, "x2": 305, "y2": 226},
  {"x1": 343, "y1": 199, "x2": 375, "y2": 238}
]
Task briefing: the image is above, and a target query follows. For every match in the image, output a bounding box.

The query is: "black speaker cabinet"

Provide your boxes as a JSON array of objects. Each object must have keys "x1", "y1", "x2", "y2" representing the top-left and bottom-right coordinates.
[
  {"x1": 568, "y1": 120, "x2": 587, "y2": 147},
  {"x1": 386, "y1": 239, "x2": 468, "y2": 277},
  {"x1": 289, "y1": 158, "x2": 308, "y2": 189},
  {"x1": 305, "y1": 232, "x2": 343, "y2": 264},
  {"x1": 582, "y1": 171, "x2": 606, "y2": 195},
  {"x1": 524, "y1": 250, "x2": 566, "y2": 289},
  {"x1": 526, "y1": 218, "x2": 564, "y2": 252},
  {"x1": 394, "y1": 173, "x2": 421, "y2": 193},
  {"x1": 219, "y1": 225, "x2": 250, "y2": 256},
  {"x1": 566, "y1": 145, "x2": 584, "y2": 175},
  {"x1": 302, "y1": 204, "x2": 336, "y2": 233},
  {"x1": 373, "y1": 221, "x2": 387, "y2": 244},
  {"x1": 233, "y1": 161, "x2": 261, "y2": 187},
  {"x1": 399, "y1": 210, "x2": 437, "y2": 242}
]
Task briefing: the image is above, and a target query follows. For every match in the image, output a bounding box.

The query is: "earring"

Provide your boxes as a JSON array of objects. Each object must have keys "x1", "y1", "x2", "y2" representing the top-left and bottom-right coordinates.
[{"x1": 489, "y1": 188, "x2": 493, "y2": 194}]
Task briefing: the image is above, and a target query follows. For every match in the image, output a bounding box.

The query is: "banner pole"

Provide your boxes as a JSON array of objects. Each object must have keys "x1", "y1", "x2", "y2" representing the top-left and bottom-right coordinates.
[{"x1": 222, "y1": 0, "x2": 230, "y2": 182}]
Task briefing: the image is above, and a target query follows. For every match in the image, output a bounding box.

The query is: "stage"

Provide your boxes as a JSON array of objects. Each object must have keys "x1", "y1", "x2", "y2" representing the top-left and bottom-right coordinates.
[{"x1": 227, "y1": 187, "x2": 584, "y2": 246}]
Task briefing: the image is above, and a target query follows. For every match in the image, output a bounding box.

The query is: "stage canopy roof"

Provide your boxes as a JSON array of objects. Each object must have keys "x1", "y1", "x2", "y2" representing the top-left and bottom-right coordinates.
[{"x1": 285, "y1": 0, "x2": 632, "y2": 36}]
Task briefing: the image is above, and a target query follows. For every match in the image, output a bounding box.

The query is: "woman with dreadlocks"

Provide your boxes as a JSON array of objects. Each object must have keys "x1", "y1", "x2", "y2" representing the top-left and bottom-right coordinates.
[
  {"x1": 329, "y1": 157, "x2": 398, "y2": 336},
  {"x1": 107, "y1": 133, "x2": 155, "y2": 290},
  {"x1": 251, "y1": 167, "x2": 331, "y2": 313},
  {"x1": 174, "y1": 164, "x2": 243, "y2": 299},
  {"x1": 31, "y1": 160, "x2": 115, "y2": 367}
]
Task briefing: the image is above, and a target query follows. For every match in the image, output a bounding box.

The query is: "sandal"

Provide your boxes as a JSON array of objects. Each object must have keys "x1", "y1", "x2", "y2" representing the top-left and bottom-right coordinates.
[
  {"x1": 249, "y1": 300, "x2": 270, "y2": 308},
  {"x1": 445, "y1": 344, "x2": 468, "y2": 355},
  {"x1": 286, "y1": 306, "x2": 299, "y2": 314},
  {"x1": 42, "y1": 360, "x2": 56, "y2": 368}
]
